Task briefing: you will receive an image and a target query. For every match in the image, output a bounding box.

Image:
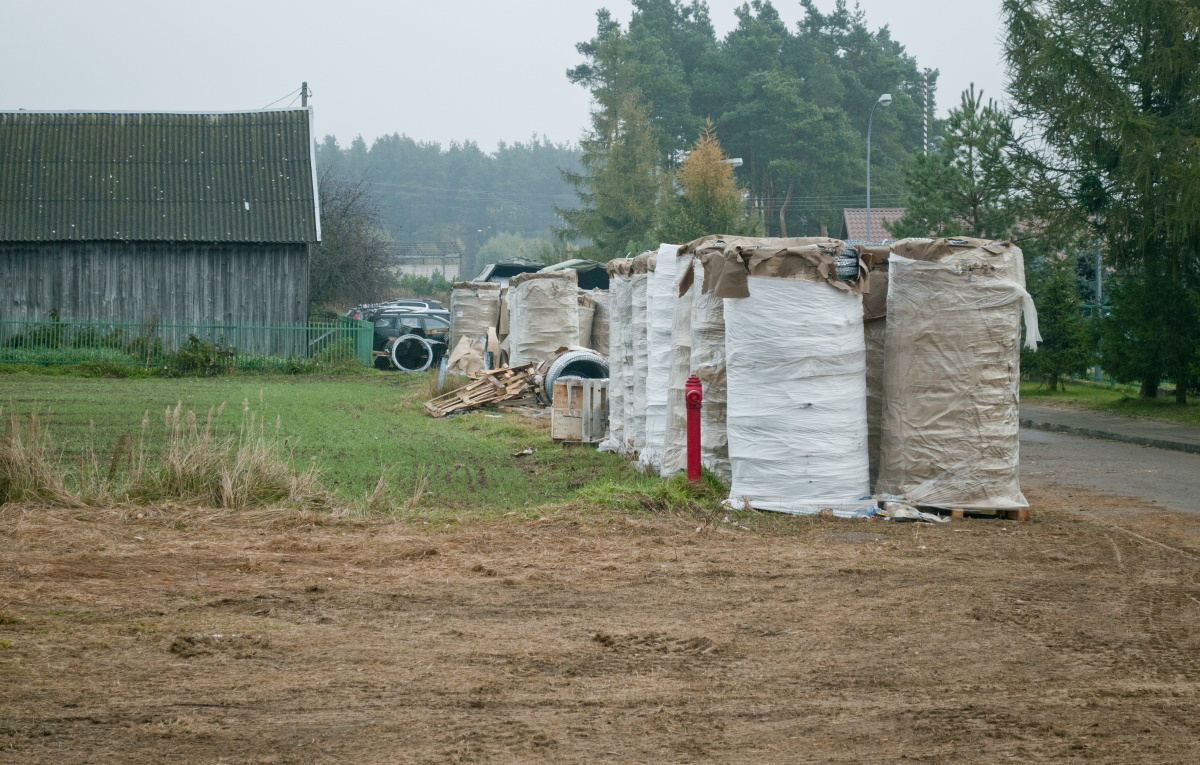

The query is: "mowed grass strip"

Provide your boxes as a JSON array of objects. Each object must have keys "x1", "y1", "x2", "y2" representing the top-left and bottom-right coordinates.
[
  {"x1": 0, "y1": 371, "x2": 660, "y2": 514},
  {"x1": 1021, "y1": 379, "x2": 1200, "y2": 427}
]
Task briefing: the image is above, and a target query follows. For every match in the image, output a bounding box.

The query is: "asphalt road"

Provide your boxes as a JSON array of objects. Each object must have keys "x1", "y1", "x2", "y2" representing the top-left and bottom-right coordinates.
[{"x1": 1020, "y1": 428, "x2": 1200, "y2": 514}]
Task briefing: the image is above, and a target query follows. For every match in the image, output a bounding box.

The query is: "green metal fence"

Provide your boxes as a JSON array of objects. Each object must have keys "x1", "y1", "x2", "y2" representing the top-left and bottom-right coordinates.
[{"x1": 0, "y1": 316, "x2": 374, "y2": 371}]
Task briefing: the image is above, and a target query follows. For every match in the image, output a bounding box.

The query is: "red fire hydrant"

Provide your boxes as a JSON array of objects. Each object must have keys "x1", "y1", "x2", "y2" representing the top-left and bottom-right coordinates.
[{"x1": 685, "y1": 374, "x2": 703, "y2": 481}]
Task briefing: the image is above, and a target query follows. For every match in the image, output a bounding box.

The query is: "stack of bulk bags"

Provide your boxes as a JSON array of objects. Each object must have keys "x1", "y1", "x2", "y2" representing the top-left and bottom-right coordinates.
[
  {"x1": 639, "y1": 244, "x2": 681, "y2": 472},
  {"x1": 661, "y1": 248, "x2": 696, "y2": 476},
  {"x1": 859, "y1": 246, "x2": 892, "y2": 488},
  {"x1": 450, "y1": 281, "x2": 501, "y2": 348},
  {"x1": 628, "y1": 251, "x2": 654, "y2": 455},
  {"x1": 507, "y1": 271, "x2": 579, "y2": 367},
  {"x1": 599, "y1": 261, "x2": 633, "y2": 453},
  {"x1": 877, "y1": 237, "x2": 1040, "y2": 509},
  {"x1": 715, "y1": 238, "x2": 875, "y2": 516},
  {"x1": 588, "y1": 288, "x2": 611, "y2": 355}
]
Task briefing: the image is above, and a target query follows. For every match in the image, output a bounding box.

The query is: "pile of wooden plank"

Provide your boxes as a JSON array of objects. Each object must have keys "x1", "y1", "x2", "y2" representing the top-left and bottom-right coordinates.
[{"x1": 423, "y1": 364, "x2": 538, "y2": 418}]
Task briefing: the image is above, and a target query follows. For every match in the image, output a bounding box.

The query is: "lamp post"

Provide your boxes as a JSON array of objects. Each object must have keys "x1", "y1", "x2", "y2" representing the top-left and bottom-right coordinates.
[{"x1": 865, "y1": 93, "x2": 892, "y2": 242}]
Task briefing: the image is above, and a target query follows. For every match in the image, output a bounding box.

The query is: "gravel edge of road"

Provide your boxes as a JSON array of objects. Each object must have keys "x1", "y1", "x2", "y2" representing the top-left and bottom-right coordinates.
[{"x1": 1021, "y1": 419, "x2": 1200, "y2": 456}]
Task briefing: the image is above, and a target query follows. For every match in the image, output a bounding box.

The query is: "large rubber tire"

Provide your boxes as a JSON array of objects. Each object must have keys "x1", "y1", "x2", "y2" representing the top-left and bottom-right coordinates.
[
  {"x1": 543, "y1": 350, "x2": 609, "y2": 403},
  {"x1": 390, "y1": 335, "x2": 434, "y2": 372}
]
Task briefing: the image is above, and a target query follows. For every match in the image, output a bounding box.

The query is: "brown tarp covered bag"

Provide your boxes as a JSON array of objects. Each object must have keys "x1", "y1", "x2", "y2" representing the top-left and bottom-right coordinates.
[{"x1": 877, "y1": 237, "x2": 1041, "y2": 508}]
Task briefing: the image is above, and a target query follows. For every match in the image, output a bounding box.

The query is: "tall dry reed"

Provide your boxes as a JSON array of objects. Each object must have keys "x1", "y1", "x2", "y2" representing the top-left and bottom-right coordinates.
[
  {"x1": 0, "y1": 410, "x2": 80, "y2": 506},
  {"x1": 1, "y1": 401, "x2": 334, "y2": 511},
  {"x1": 128, "y1": 399, "x2": 332, "y2": 511}
]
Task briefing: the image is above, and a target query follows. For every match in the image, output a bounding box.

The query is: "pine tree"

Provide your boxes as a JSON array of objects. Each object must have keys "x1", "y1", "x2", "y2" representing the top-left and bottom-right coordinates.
[
  {"x1": 656, "y1": 123, "x2": 762, "y2": 243},
  {"x1": 888, "y1": 85, "x2": 1018, "y2": 240},
  {"x1": 1003, "y1": 0, "x2": 1200, "y2": 401},
  {"x1": 1024, "y1": 257, "x2": 1091, "y2": 391},
  {"x1": 556, "y1": 12, "x2": 662, "y2": 261}
]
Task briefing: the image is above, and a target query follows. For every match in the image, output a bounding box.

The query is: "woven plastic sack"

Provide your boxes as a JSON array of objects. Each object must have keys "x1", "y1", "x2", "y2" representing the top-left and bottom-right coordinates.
[
  {"x1": 578, "y1": 292, "x2": 596, "y2": 353},
  {"x1": 877, "y1": 239, "x2": 1040, "y2": 509},
  {"x1": 661, "y1": 252, "x2": 695, "y2": 477},
  {"x1": 629, "y1": 272, "x2": 649, "y2": 453},
  {"x1": 598, "y1": 275, "x2": 630, "y2": 453},
  {"x1": 449, "y1": 282, "x2": 500, "y2": 349},
  {"x1": 690, "y1": 259, "x2": 730, "y2": 481},
  {"x1": 507, "y1": 271, "x2": 579, "y2": 368}
]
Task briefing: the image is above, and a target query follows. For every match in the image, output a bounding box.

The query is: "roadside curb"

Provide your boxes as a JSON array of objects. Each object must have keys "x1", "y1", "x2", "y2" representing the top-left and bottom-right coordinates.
[{"x1": 1020, "y1": 419, "x2": 1200, "y2": 456}]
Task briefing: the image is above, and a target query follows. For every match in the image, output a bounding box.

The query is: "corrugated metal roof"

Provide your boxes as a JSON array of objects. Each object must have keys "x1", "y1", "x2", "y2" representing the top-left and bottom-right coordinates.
[
  {"x1": 841, "y1": 207, "x2": 905, "y2": 242},
  {"x1": 391, "y1": 242, "x2": 465, "y2": 259},
  {"x1": 0, "y1": 109, "x2": 319, "y2": 242}
]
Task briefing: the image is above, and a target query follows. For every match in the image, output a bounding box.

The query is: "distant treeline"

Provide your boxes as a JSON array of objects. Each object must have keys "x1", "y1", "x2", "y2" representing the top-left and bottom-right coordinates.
[
  {"x1": 315, "y1": 135, "x2": 582, "y2": 250},
  {"x1": 316, "y1": 0, "x2": 942, "y2": 258}
]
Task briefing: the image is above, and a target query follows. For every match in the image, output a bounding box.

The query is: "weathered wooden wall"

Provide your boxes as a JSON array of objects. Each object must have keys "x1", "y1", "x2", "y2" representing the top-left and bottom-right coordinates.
[{"x1": 0, "y1": 242, "x2": 310, "y2": 325}]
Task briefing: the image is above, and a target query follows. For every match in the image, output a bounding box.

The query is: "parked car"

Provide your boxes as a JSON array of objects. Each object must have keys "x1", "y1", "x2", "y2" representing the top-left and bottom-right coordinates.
[
  {"x1": 369, "y1": 309, "x2": 451, "y2": 370},
  {"x1": 346, "y1": 299, "x2": 449, "y2": 322}
]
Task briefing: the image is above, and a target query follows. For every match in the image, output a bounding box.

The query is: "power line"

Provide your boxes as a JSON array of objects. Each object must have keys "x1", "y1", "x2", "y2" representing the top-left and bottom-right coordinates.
[
  {"x1": 362, "y1": 178, "x2": 903, "y2": 206},
  {"x1": 261, "y1": 87, "x2": 301, "y2": 110}
]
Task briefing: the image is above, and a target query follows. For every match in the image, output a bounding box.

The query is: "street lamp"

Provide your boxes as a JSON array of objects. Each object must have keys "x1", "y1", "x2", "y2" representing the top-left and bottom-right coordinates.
[{"x1": 865, "y1": 93, "x2": 892, "y2": 242}]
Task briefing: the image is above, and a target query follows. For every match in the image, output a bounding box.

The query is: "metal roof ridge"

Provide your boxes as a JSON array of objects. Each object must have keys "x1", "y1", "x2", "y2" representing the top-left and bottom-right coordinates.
[{"x1": 0, "y1": 107, "x2": 311, "y2": 116}]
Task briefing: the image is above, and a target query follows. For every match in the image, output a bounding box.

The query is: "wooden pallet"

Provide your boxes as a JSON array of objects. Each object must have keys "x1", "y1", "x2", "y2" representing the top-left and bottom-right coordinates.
[
  {"x1": 423, "y1": 364, "x2": 536, "y2": 418},
  {"x1": 949, "y1": 507, "x2": 1031, "y2": 522}
]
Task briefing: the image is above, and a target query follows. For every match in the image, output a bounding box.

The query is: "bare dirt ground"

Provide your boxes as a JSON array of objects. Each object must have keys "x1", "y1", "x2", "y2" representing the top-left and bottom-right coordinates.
[{"x1": 3, "y1": 484, "x2": 1200, "y2": 763}]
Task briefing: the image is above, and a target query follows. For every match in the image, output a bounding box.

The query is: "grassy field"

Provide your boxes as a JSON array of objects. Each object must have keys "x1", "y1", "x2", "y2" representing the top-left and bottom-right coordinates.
[
  {"x1": 0, "y1": 370, "x2": 679, "y2": 515},
  {"x1": 1021, "y1": 378, "x2": 1200, "y2": 427}
]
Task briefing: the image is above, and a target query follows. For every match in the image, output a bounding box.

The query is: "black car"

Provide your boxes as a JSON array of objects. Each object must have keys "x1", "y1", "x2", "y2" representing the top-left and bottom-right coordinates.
[{"x1": 370, "y1": 310, "x2": 451, "y2": 370}]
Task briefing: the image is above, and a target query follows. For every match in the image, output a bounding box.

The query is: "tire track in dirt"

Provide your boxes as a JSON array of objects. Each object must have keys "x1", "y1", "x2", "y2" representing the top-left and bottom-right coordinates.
[{"x1": 1079, "y1": 512, "x2": 1200, "y2": 681}]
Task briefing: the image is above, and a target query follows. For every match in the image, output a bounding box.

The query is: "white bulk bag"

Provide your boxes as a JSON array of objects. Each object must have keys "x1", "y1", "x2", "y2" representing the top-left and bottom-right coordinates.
[
  {"x1": 661, "y1": 252, "x2": 695, "y2": 476},
  {"x1": 639, "y1": 243, "x2": 680, "y2": 472},
  {"x1": 629, "y1": 271, "x2": 649, "y2": 453},
  {"x1": 598, "y1": 274, "x2": 630, "y2": 453}
]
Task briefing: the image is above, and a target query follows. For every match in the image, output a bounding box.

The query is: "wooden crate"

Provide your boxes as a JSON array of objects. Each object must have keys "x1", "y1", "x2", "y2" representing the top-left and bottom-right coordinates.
[{"x1": 551, "y1": 378, "x2": 608, "y2": 443}]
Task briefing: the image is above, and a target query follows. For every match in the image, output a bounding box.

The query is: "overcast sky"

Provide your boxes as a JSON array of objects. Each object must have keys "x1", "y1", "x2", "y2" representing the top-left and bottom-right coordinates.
[{"x1": 2, "y1": 0, "x2": 1008, "y2": 151}]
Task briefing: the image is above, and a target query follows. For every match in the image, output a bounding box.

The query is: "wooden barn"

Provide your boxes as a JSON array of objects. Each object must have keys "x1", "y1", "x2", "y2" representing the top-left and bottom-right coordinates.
[{"x1": 0, "y1": 109, "x2": 320, "y2": 325}]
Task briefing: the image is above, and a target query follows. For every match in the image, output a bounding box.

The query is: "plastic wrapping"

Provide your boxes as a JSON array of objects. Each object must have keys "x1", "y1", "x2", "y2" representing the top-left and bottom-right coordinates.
[
  {"x1": 661, "y1": 252, "x2": 695, "y2": 476},
  {"x1": 639, "y1": 243, "x2": 680, "y2": 472},
  {"x1": 598, "y1": 276, "x2": 630, "y2": 453},
  {"x1": 690, "y1": 259, "x2": 730, "y2": 481},
  {"x1": 725, "y1": 275, "x2": 873, "y2": 515},
  {"x1": 629, "y1": 272, "x2": 649, "y2": 454},
  {"x1": 507, "y1": 271, "x2": 579, "y2": 368},
  {"x1": 449, "y1": 281, "x2": 501, "y2": 349},
  {"x1": 877, "y1": 239, "x2": 1039, "y2": 509},
  {"x1": 589, "y1": 289, "x2": 610, "y2": 356}
]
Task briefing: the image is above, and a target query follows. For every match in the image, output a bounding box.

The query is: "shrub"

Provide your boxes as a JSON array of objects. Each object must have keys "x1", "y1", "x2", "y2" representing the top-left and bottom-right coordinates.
[{"x1": 160, "y1": 334, "x2": 236, "y2": 377}]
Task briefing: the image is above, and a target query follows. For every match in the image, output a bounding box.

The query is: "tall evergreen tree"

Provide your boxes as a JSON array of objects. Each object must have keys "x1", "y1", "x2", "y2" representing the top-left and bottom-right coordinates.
[
  {"x1": 888, "y1": 85, "x2": 1019, "y2": 240},
  {"x1": 1024, "y1": 256, "x2": 1092, "y2": 391},
  {"x1": 557, "y1": 11, "x2": 661, "y2": 260}
]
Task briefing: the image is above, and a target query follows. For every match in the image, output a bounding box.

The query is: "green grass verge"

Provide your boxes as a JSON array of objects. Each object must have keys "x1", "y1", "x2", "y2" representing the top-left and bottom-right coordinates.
[
  {"x1": 1021, "y1": 379, "x2": 1200, "y2": 428},
  {"x1": 0, "y1": 371, "x2": 695, "y2": 516}
]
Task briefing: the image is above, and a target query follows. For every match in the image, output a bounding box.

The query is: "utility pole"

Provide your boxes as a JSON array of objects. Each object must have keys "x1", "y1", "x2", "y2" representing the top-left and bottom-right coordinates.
[
  {"x1": 1094, "y1": 238, "x2": 1104, "y2": 382},
  {"x1": 923, "y1": 70, "x2": 930, "y2": 155},
  {"x1": 301, "y1": 82, "x2": 309, "y2": 108}
]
